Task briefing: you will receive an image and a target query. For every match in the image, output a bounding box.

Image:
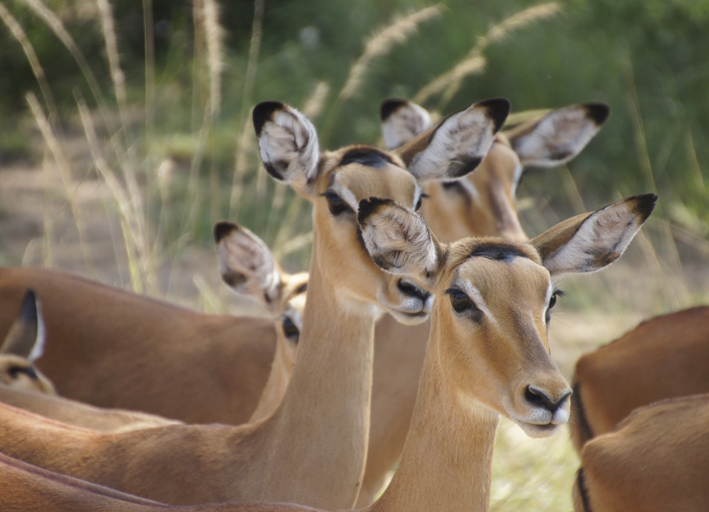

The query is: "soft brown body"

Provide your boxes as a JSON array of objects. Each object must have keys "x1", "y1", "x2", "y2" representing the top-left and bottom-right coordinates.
[
  {"x1": 574, "y1": 393, "x2": 709, "y2": 512},
  {"x1": 570, "y1": 305, "x2": 709, "y2": 453},
  {"x1": 0, "y1": 266, "x2": 276, "y2": 425},
  {"x1": 0, "y1": 99, "x2": 506, "y2": 507}
]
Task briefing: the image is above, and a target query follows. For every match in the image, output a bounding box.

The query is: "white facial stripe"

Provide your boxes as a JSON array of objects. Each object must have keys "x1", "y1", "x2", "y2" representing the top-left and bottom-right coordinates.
[
  {"x1": 329, "y1": 184, "x2": 359, "y2": 213},
  {"x1": 413, "y1": 185, "x2": 422, "y2": 208},
  {"x1": 543, "y1": 281, "x2": 554, "y2": 320},
  {"x1": 453, "y1": 279, "x2": 498, "y2": 328},
  {"x1": 456, "y1": 176, "x2": 480, "y2": 204}
]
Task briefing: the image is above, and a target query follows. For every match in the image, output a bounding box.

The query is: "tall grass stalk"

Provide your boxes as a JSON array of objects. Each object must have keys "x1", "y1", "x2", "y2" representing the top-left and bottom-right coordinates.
[
  {"x1": 301, "y1": 81, "x2": 330, "y2": 121},
  {"x1": 322, "y1": 4, "x2": 442, "y2": 143},
  {"x1": 22, "y1": 0, "x2": 108, "y2": 116},
  {"x1": 203, "y1": 0, "x2": 224, "y2": 118},
  {"x1": 26, "y1": 92, "x2": 93, "y2": 275},
  {"x1": 0, "y1": 2, "x2": 58, "y2": 127},
  {"x1": 414, "y1": 2, "x2": 561, "y2": 107},
  {"x1": 77, "y1": 98, "x2": 157, "y2": 294},
  {"x1": 96, "y1": 0, "x2": 126, "y2": 120}
]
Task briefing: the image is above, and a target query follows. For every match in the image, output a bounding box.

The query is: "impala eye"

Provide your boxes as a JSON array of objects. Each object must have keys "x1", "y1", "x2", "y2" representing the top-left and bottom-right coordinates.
[
  {"x1": 281, "y1": 316, "x2": 300, "y2": 343},
  {"x1": 445, "y1": 287, "x2": 480, "y2": 317},
  {"x1": 8, "y1": 365, "x2": 39, "y2": 380},
  {"x1": 414, "y1": 193, "x2": 428, "y2": 211},
  {"x1": 545, "y1": 289, "x2": 564, "y2": 324},
  {"x1": 322, "y1": 192, "x2": 352, "y2": 216}
]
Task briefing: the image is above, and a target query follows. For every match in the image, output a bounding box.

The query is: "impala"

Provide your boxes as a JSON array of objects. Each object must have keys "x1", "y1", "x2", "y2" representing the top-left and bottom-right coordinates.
[
  {"x1": 0, "y1": 193, "x2": 655, "y2": 512},
  {"x1": 0, "y1": 98, "x2": 508, "y2": 508},
  {"x1": 357, "y1": 98, "x2": 611, "y2": 505},
  {"x1": 0, "y1": 289, "x2": 54, "y2": 394},
  {"x1": 569, "y1": 305, "x2": 709, "y2": 453},
  {"x1": 0, "y1": 222, "x2": 307, "y2": 425},
  {"x1": 573, "y1": 393, "x2": 709, "y2": 512}
]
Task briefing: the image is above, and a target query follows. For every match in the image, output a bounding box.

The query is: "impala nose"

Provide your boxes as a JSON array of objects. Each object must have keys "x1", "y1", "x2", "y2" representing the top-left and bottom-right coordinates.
[
  {"x1": 397, "y1": 279, "x2": 431, "y2": 303},
  {"x1": 525, "y1": 385, "x2": 572, "y2": 413}
]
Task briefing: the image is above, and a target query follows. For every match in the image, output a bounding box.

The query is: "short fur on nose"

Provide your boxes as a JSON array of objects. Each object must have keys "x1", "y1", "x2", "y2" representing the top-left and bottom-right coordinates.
[
  {"x1": 525, "y1": 385, "x2": 571, "y2": 413},
  {"x1": 397, "y1": 279, "x2": 430, "y2": 302}
]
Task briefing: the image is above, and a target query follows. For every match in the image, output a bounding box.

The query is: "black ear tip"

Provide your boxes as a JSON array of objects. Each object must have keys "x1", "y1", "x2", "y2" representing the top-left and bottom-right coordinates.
[
  {"x1": 478, "y1": 98, "x2": 511, "y2": 133},
  {"x1": 380, "y1": 98, "x2": 409, "y2": 121},
  {"x1": 19, "y1": 289, "x2": 38, "y2": 323},
  {"x1": 357, "y1": 197, "x2": 392, "y2": 225},
  {"x1": 631, "y1": 193, "x2": 658, "y2": 222},
  {"x1": 583, "y1": 102, "x2": 611, "y2": 126},
  {"x1": 214, "y1": 221, "x2": 240, "y2": 244},
  {"x1": 253, "y1": 101, "x2": 286, "y2": 136}
]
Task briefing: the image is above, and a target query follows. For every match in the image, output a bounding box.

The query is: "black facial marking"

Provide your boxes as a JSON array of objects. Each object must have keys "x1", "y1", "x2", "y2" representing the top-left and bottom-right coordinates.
[
  {"x1": 583, "y1": 102, "x2": 611, "y2": 126},
  {"x1": 9, "y1": 365, "x2": 39, "y2": 380},
  {"x1": 252, "y1": 101, "x2": 285, "y2": 136},
  {"x1": 575, "y1": 468, "x2": 594, "y2": 512},
  {"x1": 264, "y1": 162, "x2": 285, "y2": 181},
  {"x1": 380, "y1": 98, "x2": 408, "y2": 121},
  {"x1": 446, "y1": 155, "x2": 482, "y2": 178},
  {"x1": 357, "y1": 197, "x2": 391, "y2": 226},
  {"x1": 213, "y1": 222, "x2": 237, "y2": 243},
  {"x1": 294, "y1": 283, "x2": 308, "y2": 295},
  {"x1": 339, "y1": 148, "x2": 393, "y2": 169},
  {"x1": 441, "y1": 181, "x2": 472, "y2": 207},
  {"x1": 468, "y1": 243, "x2": 530, "y2": 263}
]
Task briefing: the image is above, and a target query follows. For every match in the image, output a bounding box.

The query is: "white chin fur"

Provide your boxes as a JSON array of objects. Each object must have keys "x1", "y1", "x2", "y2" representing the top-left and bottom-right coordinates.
[{"x1": 514, "y1": 420, "x2": 561, "y2": 439}]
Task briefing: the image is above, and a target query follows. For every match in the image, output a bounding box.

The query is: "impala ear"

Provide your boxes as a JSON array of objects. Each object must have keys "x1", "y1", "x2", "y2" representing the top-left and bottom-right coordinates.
[
  {"x1": 357, "y1": 198, "x2": 442, "y2": 283},
  {"x1": 395, "y1": 98, "x2": 510, "y2": 183},
  {"x1": 253, "y1": 101, "x2": 320, "y2": 195},
  {"x1": 530, "y1": 194, "x2": 657, "y2": 277},
  {"x1": 1, "y1": 289, "x2": 45, "y2": 363},
  {"x1": 380, "y1": 98, "x2": 432, "y2": 150},
  {"x1": 214, "y1": 222, "x2": 282, "y2": 309},
  {"x1": 506, "y1": 102, "x2": 610, "y2": 167}
]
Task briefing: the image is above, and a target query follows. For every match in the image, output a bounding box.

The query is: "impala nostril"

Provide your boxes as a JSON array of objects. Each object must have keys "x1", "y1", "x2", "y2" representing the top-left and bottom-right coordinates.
[
  {"x1": 397, "y1": 280, "x2": 430, "y2": 303},
  {"x1": 525, "y1": 385, "x2": 569, "y2": 413}
]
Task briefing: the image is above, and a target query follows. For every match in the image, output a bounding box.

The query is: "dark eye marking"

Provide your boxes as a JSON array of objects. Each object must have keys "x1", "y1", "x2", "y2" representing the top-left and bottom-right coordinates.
[
  {"x1": 8, "y1": 365, "x2": 39, "y2": 380},
  {"x1": 281, "y1": 316, "x2": 300, "y2": 343},
  {"x1": 321, "y1": 191, "x2": 353, "y2": 216},
  {"x1": 339, "y1": 148, "x2": 394, "y2": 169},
  {"x1": 294, "y1": 283, "x2": 308, "y2": 295},
  {"x1": 415, "y1": 192, "x2": 429, "y2": 211},
  {"x1": 445, "y1": 288, "x2": 483, "y2": 322},
  {"x1": 545, "y1": 289, "x2": 564, "y2": 324}
]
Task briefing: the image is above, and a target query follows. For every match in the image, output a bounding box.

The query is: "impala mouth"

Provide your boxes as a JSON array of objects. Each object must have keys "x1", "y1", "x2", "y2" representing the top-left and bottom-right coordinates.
[{"x1": 516, "y1": 420, "x2": 560, "y2": 438}]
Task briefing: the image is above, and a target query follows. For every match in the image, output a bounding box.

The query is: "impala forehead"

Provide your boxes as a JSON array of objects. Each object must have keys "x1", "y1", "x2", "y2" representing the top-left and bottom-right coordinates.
[
  {"x1": 323, "y1": 163, "x2": 419, "y2": 211},
  {"x1": 449, "y1": 256, "x2": 551, "y2": 308}
]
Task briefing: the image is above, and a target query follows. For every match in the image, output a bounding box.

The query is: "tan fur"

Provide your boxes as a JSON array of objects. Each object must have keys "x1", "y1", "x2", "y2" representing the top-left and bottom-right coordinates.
[
  {"x1": 570, "y1": 306, "x2": 709, "y2": 453},
  {"x1": 0, "y1": 100, "x2": 499, "y2": 508},
  {"x1": 575, "y1": 394, "x2": 709, "y2": 512}
]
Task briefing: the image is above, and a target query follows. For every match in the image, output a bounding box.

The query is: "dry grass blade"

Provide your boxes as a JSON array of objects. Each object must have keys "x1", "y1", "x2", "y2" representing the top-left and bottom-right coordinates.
[
  {"x1": 26, "y1": 92, "x2": 92, "y2": 274},
  {"x1": 203, "y1": 0, "x2": 225, "y2": 117},
  {"x1": 22, "y1": 0, "x2": 107, "y2": 113},
  {"x1": 0, "y1": 1, "x2": 58, "y2": 126},
  {"x1": 301, "y1": 81, "x2": 330, "y2": 120},
  {"x1": 414, "y1": 2, "x2": 561, "y2": 106},
  {"x1": 338, "y1": 5, "x2": 442, "y2": 103},
  {"x1": 96, "y1": 0, "x2": 126, "y2": 114},
  {"x1": 77, "y1": 99, "x2": 156, "y2": 293}
]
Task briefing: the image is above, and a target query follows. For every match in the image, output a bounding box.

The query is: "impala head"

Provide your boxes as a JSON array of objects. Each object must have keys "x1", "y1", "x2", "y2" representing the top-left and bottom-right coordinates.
[
  {"x1": 253, "y1": 99, "x2": 509, "y2": 323},
  {"x1": 358, "y1": 193, "x2": 656, "y2": 437},
  {"x1": 381, "y1": 99, "x2": 611, "y2": 242},
  {"x1": 214, "y1": 221, "x2": 309, "y2": 317},
  {"x1": 0, "y1": 290, "x2": 55, "y2": 394}
]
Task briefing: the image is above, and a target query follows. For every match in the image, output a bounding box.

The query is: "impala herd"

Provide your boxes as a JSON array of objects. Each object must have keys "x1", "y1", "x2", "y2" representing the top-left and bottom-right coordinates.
[{"x1": 0, "y1": 94, "x2": 703, "y2": 512}]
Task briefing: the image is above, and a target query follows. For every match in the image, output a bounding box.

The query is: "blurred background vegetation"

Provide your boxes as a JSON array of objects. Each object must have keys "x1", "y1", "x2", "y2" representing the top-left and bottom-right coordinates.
[{"x1": 1, "y1": 0, "x2": 708, "y2": 280}]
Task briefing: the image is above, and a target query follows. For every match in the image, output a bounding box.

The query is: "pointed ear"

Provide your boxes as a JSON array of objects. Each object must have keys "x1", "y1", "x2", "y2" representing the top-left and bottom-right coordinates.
[
  {"x1": 1, "y1": 289, "x2": 45, "y2": 363},
  {"x1": 253, "y1": 101, "x2": 321, "y2": 194},
  {"x1": 506, "y1": 102, "x2": 610, "y2": 167},
  {"x1": 357, "y1": 198, "x2": 442, "y2": 283},
  {"x1": 395, "y1": 98, "x2": 510, "y2": 183},
  {"x1": 214, "y1": 222, "x2": 282, "y2": 309},
  {"x1": 380, "y1": 98, "x2": 432, "y2": 150},
  {"x1": 531, "y1": 194, "x2": 657, "y2": 277}
]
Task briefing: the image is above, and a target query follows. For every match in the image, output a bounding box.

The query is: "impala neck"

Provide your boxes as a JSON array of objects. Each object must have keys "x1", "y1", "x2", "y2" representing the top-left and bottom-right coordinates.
[
  {"x1": 259, "y1": 235, "x2": 376, "y2": 508},
  {"x1": 248, "y1": 333, "x2": 293, "y2": 423},
  {"x1": 368, "y1": 314, "x2": 500, "y2": 512}
]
